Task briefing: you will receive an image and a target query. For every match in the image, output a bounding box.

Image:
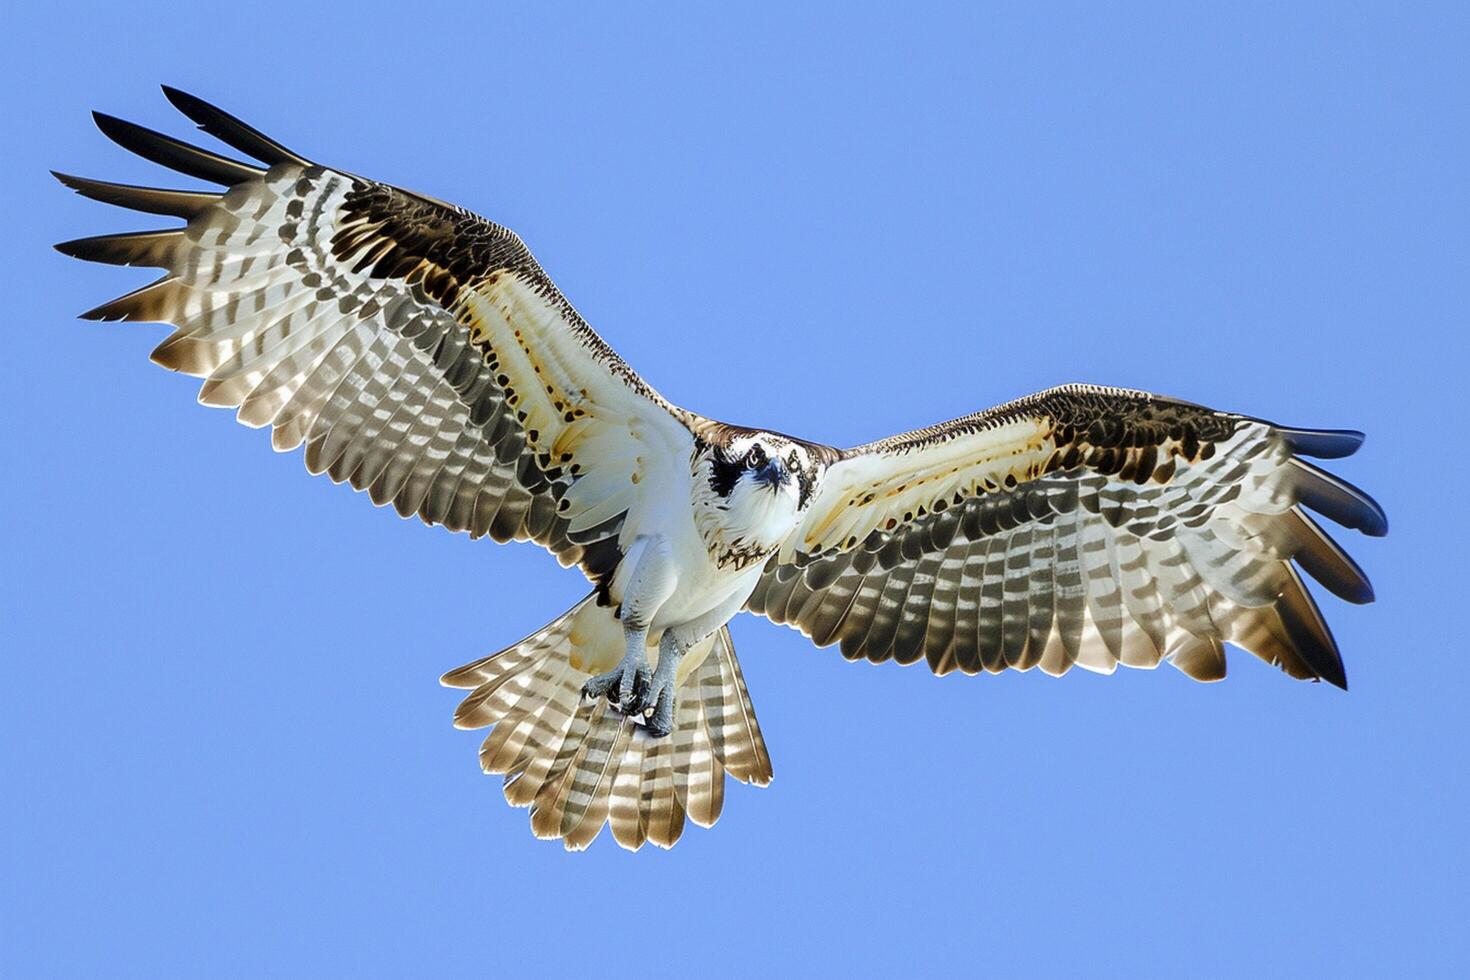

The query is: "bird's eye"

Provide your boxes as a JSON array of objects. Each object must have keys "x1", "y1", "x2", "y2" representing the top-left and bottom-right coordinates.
[
  {"x1": 747, "y1": 444, "x2": 766, "y2": 468},
  {"x1": 788, "y1": 450, "x2": 800, "y2": 469}
]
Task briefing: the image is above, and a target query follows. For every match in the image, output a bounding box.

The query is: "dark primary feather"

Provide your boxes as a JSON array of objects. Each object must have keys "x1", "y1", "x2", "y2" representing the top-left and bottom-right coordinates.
[
  {"x1": 1286, "y1": 458, "x2": 1389, "y2": 537},
  {"x1": 56, "y1": 89, "x2": 1385, "y2": 715},
  {"x1": 53, "y1": 86, "x2": 690, "y2": 599},
  {"x1": 53, "y1": 229, "x2": 182, "y2": 268},
  {"x1": 1276, "y1": 426, "x2": 1366, "y2": 460},
  {"x1": 51, "y1": 171, "x2": 216, "y2": 218},
  {"x1": 91, "y1": 111, "x2": 263, "y2": 185},
  {"x1": 1284, "y1": 509, "x2": 1375, "y2": 605},
  {"x1": 161, "y1": 84, "x2": 312, "y2": 168},
  {"x1": 752, "y1": 386, "x2": 1383, "y2": 691}
]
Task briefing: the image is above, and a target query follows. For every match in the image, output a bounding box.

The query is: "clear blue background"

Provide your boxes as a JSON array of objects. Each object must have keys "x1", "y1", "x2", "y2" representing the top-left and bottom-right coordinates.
[{"x1": 3, "y1": 3, "x2": 1465, "y2": 976}]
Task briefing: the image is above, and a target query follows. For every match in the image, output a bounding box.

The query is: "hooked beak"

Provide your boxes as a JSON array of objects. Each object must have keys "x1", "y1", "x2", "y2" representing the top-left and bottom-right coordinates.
[{"x1": 754, "y1": 457, "x2": 785, "y2": 491}]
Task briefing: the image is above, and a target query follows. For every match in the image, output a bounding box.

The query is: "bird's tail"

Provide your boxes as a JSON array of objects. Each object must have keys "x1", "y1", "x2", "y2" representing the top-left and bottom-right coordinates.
[{"x1": 441, "y1": 594, "x2": 773, "y2": 850}]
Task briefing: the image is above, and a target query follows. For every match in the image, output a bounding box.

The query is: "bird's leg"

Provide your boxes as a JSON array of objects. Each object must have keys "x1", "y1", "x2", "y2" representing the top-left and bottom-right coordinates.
[
  {"x1": 643, "y1": 631, "x2": 689, "y2": 738},
  {"x1": 580, "y1": 537, "x2": 675, "y2": 714},
  {"x1": 640, "y1": 593, "x2": 748, "y2": 736},
  {"x1": 580, "y1": 624, "x2": 653, "y2": 711}
]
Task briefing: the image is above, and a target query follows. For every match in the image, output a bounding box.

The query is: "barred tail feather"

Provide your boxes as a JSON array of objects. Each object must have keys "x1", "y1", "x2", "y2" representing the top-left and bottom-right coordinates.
[{"x1": 441, "y1": 595, "x2": 773, "y2": 851}]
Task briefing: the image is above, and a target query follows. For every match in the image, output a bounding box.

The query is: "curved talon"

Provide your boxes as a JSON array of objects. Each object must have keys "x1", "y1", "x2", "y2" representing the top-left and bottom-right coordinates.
[
  {"x1": 640, "y1": 640, "x2": 682, "y2": 737},
  {"x1": 581, "y1": 629, "x2": 685, "y2": 735},
  {"x1": 619, "y1": 662, "x2": 652, "y2": 712},
  {"x1": 645, "y1": 682, "x2": 676, "y2": 737},
  {"x1": 580, "y1": 666, "x2": 679, "y2": 735},
  {"x1": 581, "y1": 659, "x2": 656, "y2": 714},
  {"x1": 580, "y1": 671, "x2": 617, "y2": 702}
]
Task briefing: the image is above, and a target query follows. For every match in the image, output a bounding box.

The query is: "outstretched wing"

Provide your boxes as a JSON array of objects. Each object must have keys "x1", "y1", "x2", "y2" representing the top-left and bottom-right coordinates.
[
  {"x1": 55, "y1": 88, "x2": 694, "y2": 587},
  {"x1": 750, "y1": 384, "x2": 1384, "y2": 686}
]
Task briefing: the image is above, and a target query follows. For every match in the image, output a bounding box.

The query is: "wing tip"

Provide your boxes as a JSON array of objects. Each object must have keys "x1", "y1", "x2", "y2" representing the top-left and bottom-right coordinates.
[
  {"x1": 1345, "y1": 492, "x2": 1388, "y2": 538},
  {"x1": 52, "y1": 236, "x2": 87, "y2": 259},
  {"x1": 1290, "y1": 459, "x2": 1389, "y2": 538},
  {"x1": 159, "y1": 83, "x2": 194, "y2": 107},
  {"x1": 1279, "y1": 426, "x2": 1366, "y2": 460},
  {"x1": 90, "y1": 109, "x2": 131, "y2": 143},
  {"x1": 159, "y1": 84, "x2": 219, "y2": 127},
  {"x1": 157, "y1": 83, "x2": 312, "y2": 168},
  {"x1": 1313, "y1": 668, "x2": 1349, "y2": 692},
  {"x1": 1279, "y1": 573, "x2": 1350, "y2": 691},
  {"x1": 1330, "y1": 574, "x2": 1376, "y2": 606},
  {"x1": 1279, "y1": 427, "x2": 1384, "y2": 538},
  {"x1": 87, "y1": 105, "x2": 264, "y2": 186},
  {"x1": 1363, "y1": 503, "x2": 1388, "y2": 537},
  {"x1": 1288, "y1": 510, "x2": 1378, "y2": 605},
  {"x1": 76, "y1": 304, "x2": 118, "y2": 322}
]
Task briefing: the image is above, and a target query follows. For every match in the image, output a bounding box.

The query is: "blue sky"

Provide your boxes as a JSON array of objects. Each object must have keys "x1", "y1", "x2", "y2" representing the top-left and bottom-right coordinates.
[{"x1": 3, "y1": 2, "x2": 1466, "y2": 976}]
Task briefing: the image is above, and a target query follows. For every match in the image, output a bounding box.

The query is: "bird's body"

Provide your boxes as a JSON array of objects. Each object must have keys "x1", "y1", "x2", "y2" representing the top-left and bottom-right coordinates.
[{"x1": 56, "y1": 89, "x2": 1386, "y2": 850}]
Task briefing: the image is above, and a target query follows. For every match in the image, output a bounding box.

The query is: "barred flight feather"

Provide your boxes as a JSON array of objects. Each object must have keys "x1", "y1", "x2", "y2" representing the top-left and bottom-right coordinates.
[
  {"x1": 57, "y1": 89, "x2": 1383, "y2": 852},
  {"x1": 441, "y1": 598, "x2": 768, "y2": 850},
  {"x1": 754, "y1": 385, "x2": 1383, "y2": 691},
  {"x1": 55, "y1": 89, "x2": 695, "y2": 597}
]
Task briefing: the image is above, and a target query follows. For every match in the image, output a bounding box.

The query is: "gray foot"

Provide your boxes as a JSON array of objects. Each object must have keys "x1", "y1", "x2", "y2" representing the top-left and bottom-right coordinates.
[
  {"x1": 581, "y1": 655, "x2": 651, "y2": 713},
  {"x1": 581, "y1": 641, "x2": 683, "y2": 737},
  {"x1": 640, "y1": 636, "x2": 684, "y2": 737},
  {"x1": 644, "y1": 683, "x2": 676, "y2": 737}
]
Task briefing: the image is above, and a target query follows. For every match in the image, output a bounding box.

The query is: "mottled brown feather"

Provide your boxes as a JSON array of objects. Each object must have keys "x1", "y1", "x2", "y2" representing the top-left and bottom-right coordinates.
[{"x1": 753, "y1": 385, "x2": 1381, "y2": 690}]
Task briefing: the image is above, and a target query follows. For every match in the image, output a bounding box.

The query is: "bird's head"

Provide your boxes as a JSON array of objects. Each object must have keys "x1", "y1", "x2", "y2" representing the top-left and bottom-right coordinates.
[
  {"x1": 708, "y1": 433, "x2": 814, "y2": 503},
  {"x1": 692, "y1": 430, "x2": 824, "y2": 567}
]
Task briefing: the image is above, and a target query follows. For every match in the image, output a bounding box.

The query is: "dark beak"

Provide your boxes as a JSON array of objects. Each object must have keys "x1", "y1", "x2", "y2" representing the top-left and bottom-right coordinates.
[{"x1": 755, "y1": 457, "x2": 785, "y2": 490}]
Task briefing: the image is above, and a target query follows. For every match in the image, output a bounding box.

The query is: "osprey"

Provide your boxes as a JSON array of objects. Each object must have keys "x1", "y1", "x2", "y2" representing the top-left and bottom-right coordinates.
[{"x1": 55, "y1": 89, "x2": 1386, "y2": 851}]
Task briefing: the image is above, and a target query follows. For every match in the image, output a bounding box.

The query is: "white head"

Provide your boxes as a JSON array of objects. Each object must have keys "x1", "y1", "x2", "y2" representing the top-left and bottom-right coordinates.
[{"x1": 692, "y1": 430, "x2": 823, "y2": 569}]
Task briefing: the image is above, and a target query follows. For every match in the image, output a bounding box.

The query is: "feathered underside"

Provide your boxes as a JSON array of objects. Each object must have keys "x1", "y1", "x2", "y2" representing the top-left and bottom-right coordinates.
[
  {"x1": 55, "y1": 90, "x2": 1386, "y2": 853},
  {"x1": 752, "y1": 384, "x2": 1383, "y2": 687},
  {"x1": 54, "y1": 86, "x2": 697, "y2": 594},
  {"x1": 440, "y1": 599, "x2": 772, "y2": 851}
]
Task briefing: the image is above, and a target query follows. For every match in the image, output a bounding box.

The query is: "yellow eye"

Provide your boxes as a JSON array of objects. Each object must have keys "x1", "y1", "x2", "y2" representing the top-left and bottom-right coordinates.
[{"x1": 747, "y1": 445, "x2": 766, "y2": 467}]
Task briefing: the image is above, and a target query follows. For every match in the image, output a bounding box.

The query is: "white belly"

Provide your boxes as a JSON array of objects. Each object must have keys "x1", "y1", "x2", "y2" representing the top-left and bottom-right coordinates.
[{"x1": 606, "y1": 465, "x2": 774, "y2": 632}]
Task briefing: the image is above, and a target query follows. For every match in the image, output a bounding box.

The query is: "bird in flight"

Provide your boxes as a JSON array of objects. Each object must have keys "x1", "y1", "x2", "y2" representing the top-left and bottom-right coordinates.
[{"x1": 56, "y1": 88, "x2": 1385, "y2": 851}]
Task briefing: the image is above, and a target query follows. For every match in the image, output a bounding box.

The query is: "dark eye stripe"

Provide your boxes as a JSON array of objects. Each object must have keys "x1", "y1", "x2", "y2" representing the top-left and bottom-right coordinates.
[
  {"x1": 709, "y1": 453, "x2": 743, "y2": 496},
  {"x1": 797, "y1": 470, "x2": 815, "y2": 508}
]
